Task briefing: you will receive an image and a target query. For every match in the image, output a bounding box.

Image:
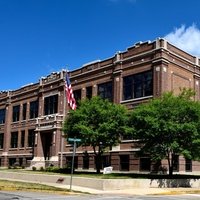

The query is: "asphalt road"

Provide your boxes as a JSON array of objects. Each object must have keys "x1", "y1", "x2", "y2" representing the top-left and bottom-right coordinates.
[{"x1": 0, "y1": 192, "x2": 200, "y2": 200}]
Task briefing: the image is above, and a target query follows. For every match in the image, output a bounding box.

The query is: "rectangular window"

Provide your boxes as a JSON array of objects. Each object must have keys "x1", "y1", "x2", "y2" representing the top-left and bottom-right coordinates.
[
  {"x1": 173, "y1": 155, "x2": 179, "y2": 171},
  {"x1": 120, "y1": 155, "x2": 129, "y2": 171},
  {"x1": 30, "y1": 100, "x2": 38, "y2": 119},
  {"x1": 122, "y1": 134, "x2": 133, "y2": 140},
  {"x1": 22, "y1": 103, "x2": 27, "y2": 120},
  {"x1": 86, "y1": 86, "x2": 92, "y2": 99},
  {"x1": 140, "y1": 157, "x2": 151, "y2": 171},
  {"x1": 185, "y1": 158, "x2": 192, "y2": 172},
  {"x1": 11, "y1": 132, "x2": 18, "y2": 148},
  {"x1": 0, "y1": 109, "x2": 6, "y2": 124},
  {"x1": 12, "y1": 105, "x2": 20, "y2": 122},
  {"x1": 19, "y1": 158, "x2": 23, "y2": 166},
  {"x1": 83, "y1": 155, "x2": 89, "y2": 169},
  {"x1": 102, "y1": 155, "x2": 111, "y2": 168},
  {"x1": 28, "y1": 129, "x2": 35, "y2": 147},
  {"x1": 9, "y1": 158, "x2": 16, "y2": 167},
  {"x1": 21, "y1": 130, "x2": 25, "y2": 148},
  {"x1": 66, "y1": 156, "x2": 78, "y2": 169},
  {"x1": 98, "y1": 82, "x2": 113, "y2": 101},
  {"x1": 44, "y1": 95, "x2": 58, "y2": 115},
  {"x1": 123, "y1": 71, "x2": 153, "y2": 100},
  {"x1": 73, "y1": 89, "x2": 82, "y2": 102},
  {"x1": 0, "y1": 133, "x2": 4, "y2": 149}
]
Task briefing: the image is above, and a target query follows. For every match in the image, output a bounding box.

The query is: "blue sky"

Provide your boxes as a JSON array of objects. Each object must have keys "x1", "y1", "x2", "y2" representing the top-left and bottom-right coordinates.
[{"x1": 1, "y1": 0, "x2": 200, "y2": 90}]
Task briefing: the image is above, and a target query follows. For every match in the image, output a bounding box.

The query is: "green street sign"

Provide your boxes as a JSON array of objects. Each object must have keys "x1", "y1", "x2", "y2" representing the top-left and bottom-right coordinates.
[{"x1": 68, "y1": 138, "x2": 81, "y2": 142}]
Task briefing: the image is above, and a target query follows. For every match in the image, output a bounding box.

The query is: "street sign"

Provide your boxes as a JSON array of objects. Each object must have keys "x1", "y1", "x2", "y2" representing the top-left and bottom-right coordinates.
[
  {"x1": 67, "y1": 137, "x2": 81, "y2": 191},
  {"x1": 68, "y1": 138, "x2": 81, "y2": 142}
]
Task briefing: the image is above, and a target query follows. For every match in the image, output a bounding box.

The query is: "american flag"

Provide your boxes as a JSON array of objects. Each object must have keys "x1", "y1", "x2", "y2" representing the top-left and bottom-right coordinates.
[{"x1": 65, "y1": 73, "x2": 76, "y2": 110}]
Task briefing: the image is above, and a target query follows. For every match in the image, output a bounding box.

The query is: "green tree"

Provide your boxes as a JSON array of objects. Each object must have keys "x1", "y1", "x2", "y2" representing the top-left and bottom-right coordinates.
[
  {"x1": 63, "y1": 96, "x2": 130, "y2": 173},
  {"x1": 129, "y1": 89, "x2": 200, "y2": 175}
]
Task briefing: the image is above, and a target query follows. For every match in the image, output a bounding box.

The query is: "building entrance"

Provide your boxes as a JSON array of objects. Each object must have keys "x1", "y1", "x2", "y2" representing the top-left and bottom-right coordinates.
[{"x1": 41, "y1": 132, "x2": 53, "y2": 160}]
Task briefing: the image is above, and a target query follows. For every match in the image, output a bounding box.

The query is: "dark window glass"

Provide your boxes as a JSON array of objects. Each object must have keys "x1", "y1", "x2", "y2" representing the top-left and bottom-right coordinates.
[
  {"x1": 22, "y1": 103, "x2": 27, "y2": 120},
  {"x1": 21, "y1": 131, "x2": 25, "y2": 148},
  {"x1": 12, "y1": 105, "x2": 20, "y2": 122},
  {"x1": 120, "y1": 155, "x2": 129, "y2": 171},
  {"x1": 0, "y1": 109, "x2": 6, "y2": 124},
  {"x1": 44, "y1": 95, "x2": 58, "y2": 115},
  {"x1": 9, "y1": 158, "x2": 16, "y2": 167},
  {"x1": 30, "y1": 100, "x2": 38, "y2": 119},
  {"x1": 11, "y1": 132, "x2": 18, "y2": 148},
  {"x1": 173, "y1": 155, "x2": 179, "y2": 171},
  {"x1": 66, "y1": 156, "x2": 78, "y2": 169},
  {"x1": 98, "y1": 82, "x2": 113, "y2": 101},
  {"x1": 140, "y1": 157, "x2": 151, "y2": 171},
  {"x1": 74, "y1": 89, "x2": 81, "y2": 102},
  {"x1": 28, "y1": 129, "x2": 35, "y2": 147},
  {"x1": 102, "y1": 155, "x2": 111, "y2": 168},
  {"x1": 19, "y1": 158, "x2": 23, "y2": 166},
  {"x1": 123, "y1": 71, "x2": 153, "y2": 100},
  {"x1": 0, "y1": 133, "x2": 4, "y2": 149},
  {"x1": 83, "y1": 156, "x2": 89, "y2": 169},
  {"x1": 122, "y1": 134, "x2": 133, "y2": 140},
  {"x1": 185, "y1": 158, "x2": 192, "y2": 172},
  {"x1": 86, "y1": 86, "x2": 92, "y2": 99}
]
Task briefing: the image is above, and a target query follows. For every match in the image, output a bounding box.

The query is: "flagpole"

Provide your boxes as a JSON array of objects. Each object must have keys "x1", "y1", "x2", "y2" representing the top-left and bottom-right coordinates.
[{"x1": 60, "y1": 69, "x2": 67, "y2": 168}]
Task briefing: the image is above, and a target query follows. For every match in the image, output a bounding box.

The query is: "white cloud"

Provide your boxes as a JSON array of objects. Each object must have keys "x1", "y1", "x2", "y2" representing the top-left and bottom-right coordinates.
[{"x1": 165, "y1": 24, "x2": 200, "y2": 56}]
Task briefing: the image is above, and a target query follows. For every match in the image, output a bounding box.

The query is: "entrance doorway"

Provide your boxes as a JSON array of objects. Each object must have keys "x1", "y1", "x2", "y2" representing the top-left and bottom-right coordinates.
[{"x1": 41, "y1": 132, "x2": 53, "y2": 160}]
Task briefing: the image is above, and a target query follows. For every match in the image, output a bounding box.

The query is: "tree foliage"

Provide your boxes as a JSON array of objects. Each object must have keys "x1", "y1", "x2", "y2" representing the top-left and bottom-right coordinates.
[
  {"x1": 129, "y1": 88, "x2": 200, "y2": 175},
  {"x1": 63, "y1": 96, "x2": 130, "y2": 173}
]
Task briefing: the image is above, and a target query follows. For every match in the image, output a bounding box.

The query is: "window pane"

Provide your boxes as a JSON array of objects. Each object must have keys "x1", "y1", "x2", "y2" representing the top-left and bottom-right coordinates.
[
  {"x1": 44, "y1": 95, "x2": 58, "y2": 115},
  {"x1": 74, "y1": 89, "x2": 82, "y2": 101},
  {"x1": 21, "y1": 131, "x2": 25, "y2": 148},
  {"x1": 9, "y1": 158, "x2": 16, "y2": 167},
  {"x1": 102, "y1": 155, "x2": 111, "y2": 168},
  {"x1": 140, "y1": 157, "x2": 151, "y2": 171},
  {"x1": 86, "y1": 86, "x2": 92, "y2": 99},
  {"x1": 134, "y1": 74, "x2": 143, "y2": 98},
  {"x1": 173, "y1": 155, "x2": 179, "y2": 171},
  {"x1": 28, "y1": 129, "x2": 35, "y2": 147},
  {"x1": 98, "y1": 82, "x2": 113, "y2": 101},
  {"x1": 0, "y1": 133, "x2": 4, "y2": 149},
  {"x1": 185, "y1": 158, "x2": 192, "y2": 172},
  {"x1": 144, "y1": 71, "x2": 153, "y2": 96},
  {"x1": 120, "y1": 155, "x2": 129, "y2": 171},
  {"x1": 12, "y1": 105, "x2": 20, "y2": 122},
  {"x1": 11, "y1": 132, "x2": 18, "y2": 148},
  {"x1": 0, "y1": 109, "x2": 6, "y2": 124},
  {"x1": 22, "y1": 103, "x2": 27, "y2": 120},
  {"x1": 123, "y1": 70, "x2": 153, "y2": 100},
  {"x1": 83, "y1": 156, "x2": 89, "y2": 169},
  {"x1": 30, "y1": 100, "x2": 38, "y2": 119}
]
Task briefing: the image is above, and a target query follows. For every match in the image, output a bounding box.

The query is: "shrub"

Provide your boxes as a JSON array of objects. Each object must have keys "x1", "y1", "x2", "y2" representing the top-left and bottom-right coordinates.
[
  {"x1": 32, "y1": 166, "x2": 37, "y2": 171},
  {"x1": 39, "y1": 166, "x2": 44, "y2": 171},
  {"x1": 45, "y1": 166, "x2": 71, "y2": 173}
]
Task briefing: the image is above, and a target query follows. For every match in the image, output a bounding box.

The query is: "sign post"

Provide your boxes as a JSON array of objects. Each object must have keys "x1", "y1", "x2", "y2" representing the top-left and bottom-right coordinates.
[{"x1": 68, "y1": 138, "x2": 81, "y2": 191}]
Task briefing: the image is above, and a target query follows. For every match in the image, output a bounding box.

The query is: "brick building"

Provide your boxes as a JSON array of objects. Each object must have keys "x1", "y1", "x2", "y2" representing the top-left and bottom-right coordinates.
[{"x1": 0, "y1": 38, "x2": 200, "y2": 173}]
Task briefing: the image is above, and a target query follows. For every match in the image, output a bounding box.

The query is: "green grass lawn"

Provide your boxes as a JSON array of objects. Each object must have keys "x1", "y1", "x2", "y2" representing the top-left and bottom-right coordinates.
[
  {"x1": 2, "y1": 168, "x2": 200, "y2": 179},
  {"x1": 0, "y1": 179, "x2": 71, "y2": 194}
]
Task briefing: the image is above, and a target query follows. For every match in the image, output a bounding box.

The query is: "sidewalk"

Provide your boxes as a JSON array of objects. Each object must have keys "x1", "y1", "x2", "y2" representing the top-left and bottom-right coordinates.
[
  {"x1": 1, "y1": 171, "x2": 200, "y2": 195},
  {"x1": 45, "y1": 181, "x2": 200, "y2": 195}
]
